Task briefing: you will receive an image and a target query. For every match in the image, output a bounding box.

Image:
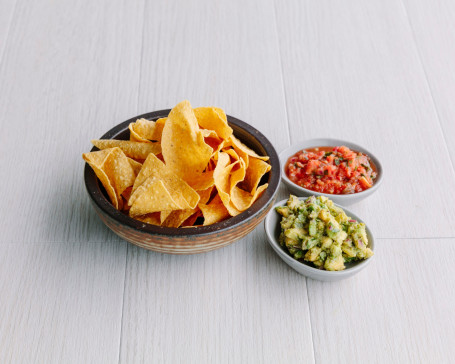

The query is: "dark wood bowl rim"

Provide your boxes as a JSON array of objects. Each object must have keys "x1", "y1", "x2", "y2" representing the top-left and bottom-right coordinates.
[{"x1": 84, "y1": 109, "x2": 281, "y2": 237}]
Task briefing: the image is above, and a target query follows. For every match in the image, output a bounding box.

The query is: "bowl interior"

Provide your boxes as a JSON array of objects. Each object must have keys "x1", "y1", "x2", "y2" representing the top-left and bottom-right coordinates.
[
  {"x1": 84, "y1": 109, "x2": 281, "y2": 236},
  {"x1": 265, "y1": 197, "x2": 375, "y2": 274},
  {"x1": 279, "y1": 138, "x2": 383, "y2": 197}
]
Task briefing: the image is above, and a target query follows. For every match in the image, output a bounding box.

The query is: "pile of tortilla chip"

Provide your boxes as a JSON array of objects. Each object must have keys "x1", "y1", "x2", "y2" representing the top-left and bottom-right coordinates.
[{"x1": 83, "y1": 100, "x2": 271, "y2": 227}]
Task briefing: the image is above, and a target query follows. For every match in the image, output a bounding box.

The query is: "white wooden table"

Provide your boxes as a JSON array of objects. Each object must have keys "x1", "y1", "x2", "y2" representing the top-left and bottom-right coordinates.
[{"x1": 1, "y1": 0, "x2": 454, "y2": 362}]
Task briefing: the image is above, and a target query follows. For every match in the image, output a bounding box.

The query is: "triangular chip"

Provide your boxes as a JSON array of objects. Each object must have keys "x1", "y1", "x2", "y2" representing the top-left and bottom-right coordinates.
[
  {"x1": 83, "y1": 150, "x2": 120, "y2": 209},
  {"x1": 130, "y1": 153, "x2": 200, "y2": 209},
  {"x1": 194, "y1": 107, "x2": 233, "y2": 140},
  {"x1": 129, "y1": 179, "x2": 181, "y2": 217},
  {"x1": 129, "y1": 118, "x2": 157, "y2": 142},
  {"x1": 239, "y1": 157, "x2": 271, "y2": 194},
  {"x1": 92, "y1": 139, "x2": 161, "y2": 160},
  {"x1": 161, "y1": 100, "x2": 213, "y2": 185},
  {"x1": 102, "y1": 147, "x2": 137, "y2": 198},
  {"x1": 83, "y1": 148, "x2": 136, "y2": 210},
  {"x1": 127, "y1": 158, "x2": 142, "y2": 175},
  {"x1": 162, "y1": 208, "x2": 199, "y2": 228},
  {"x1": 197, "y1": 186, "x2": 214, "y2": 205},
  {"x1": 229, "y1": 135, "x2": 269, "y2": 161},
  {"x1": 129, "y1": 117, "x2": 166, "y2": 142},
  {"x1": 229, "y1": 158, "x2": 246, "y2": 193},
  {"x1": 213, "y1": 152, "x2": 241, "y2": 216},
  {"x1": 230, "y1": 184, "x2": 268, "y2": 211},
  {"x1": 135, "y1": 212, "x2": 161, "y2": 226},
  {"x1": 199, "y1": 195, "x2": 230, "y2": 225},
  {"x1": 160, "y1": 210, "x2": 172, "y2": 224}
]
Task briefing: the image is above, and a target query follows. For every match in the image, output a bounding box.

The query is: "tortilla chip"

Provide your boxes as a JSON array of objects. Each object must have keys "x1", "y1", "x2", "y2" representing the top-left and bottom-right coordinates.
[
  {"x1": 200, "y1": 129, "x2": 219, "y2": 139},
  {"x1": 229, "y1": 158, "x2": 246, "y2": 193},
  {"x1": 187, "y1": 171, "x2": 215, "y2": 191},
  {"x1": 83, "y1": 150, "x2": 120, "y2": 209},
  {"x1": 230, "y1": 184, "x2": 268, "y2": 211},
  {"x1": 229, "y1": 135, "x2": 269, "y2": 161},
  {"x1": 102, "y1": 148, "x2": 137, "y2": 197},
  {"x1": 213, "y1": 152, "x2": 241, "y2": 216},
  {"x1": 181, "y1": 210, "x2": 202, "y2": 227},
  {"x1": 239, "y1": 157, "x2": 271, "y2": 194},
  {"x1": 83, "y1": 147, "x2": 136, "y2": 210},
  {"x1": 162, "y1": 208, "x2": 198, "y2": 228},
  {"x1": 129, "y1": 178, "x2": 182, "y2": 217},
  {"x1": 160, "y1": 210, "x2": 172, "y2": 224},
  {"x1": 129, "y1": 118, "x2": 156, "y2": 142},
  {"x1": 92, "y1": 140, "x2": 161, "y2": 160},
  {"x1": 129, "y1": 153, "x2": 199, "y2": 210},
  {"x1": 199, "y1": 195, "x2": 230, "y2": 225},
  {"x1": 127, "y1": 158, "x2": 142, "y2": 175},
  {"x1": 194, "y1": 107, "x2": 233, "y2": 140},
  {"x1": 161, "y1": 100, "x2": 213, "y2": 184},
  {"x1": 129, "y1": 117, "x2": 167, "y2": 143},
  {"x1": 211, "y1": 140, "x2": 225, "y2": 159},
  {"x1": 135, "y1": 212, "x2": 161, "y2": 226},
  {"x1": 223, "y1": 148, "x2": 240, "y2": 163},
  {"x1": 197, "y1": 186, "x2": 214, "y2": 205}
]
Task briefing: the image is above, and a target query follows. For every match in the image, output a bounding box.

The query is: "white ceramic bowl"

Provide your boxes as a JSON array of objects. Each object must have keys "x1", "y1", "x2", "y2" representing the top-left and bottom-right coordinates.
[
  {"x1": 279, "y1": 138, "x2": 383, "y2": 205},
  {"x1": 264, "y1": 197, "x2": 375, "y2": 281}
]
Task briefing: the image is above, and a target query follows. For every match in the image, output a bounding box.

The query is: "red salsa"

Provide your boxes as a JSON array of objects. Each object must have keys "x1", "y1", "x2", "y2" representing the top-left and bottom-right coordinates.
[{"x1": 286, "y1": 146, "x2": 377, "y2": 194}]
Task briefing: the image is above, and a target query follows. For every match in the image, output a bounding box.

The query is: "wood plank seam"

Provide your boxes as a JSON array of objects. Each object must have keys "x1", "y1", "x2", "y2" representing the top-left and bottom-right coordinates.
[
  {"x1": 117, "y1": 244, "x2": 129, "y2": 364},
  {"x1": 304, "y1": 278, "x2": 317, "y2": 364},
  {"x1": 0, "y1": 0, "x2": 18, "y2": 71},
  {"x1": 135, "y1": 0, "x2": 147, "y2": 114},
  {"x1": 272, "y1": 0, "x2": 292, "y2": 148},
  {"x1": 399, "y1": 0, "x2": 455, "y2": 176}
]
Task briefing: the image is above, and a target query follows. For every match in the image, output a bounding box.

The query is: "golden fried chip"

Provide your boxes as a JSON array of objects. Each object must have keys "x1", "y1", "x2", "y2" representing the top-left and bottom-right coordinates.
[
  {"x1": 200, "y1": 129, "x2": 219, "y2": 139},
  {"x1": 188, "y1": 171, "x2": 215, "y2": 191},
  {"x1": 134, "y1": 212, "x2": 161, "y2": 226},
  {"x1": 230, "y1": 184, "x2": 268, "y2": 211},
  {"x1": 102, "y1": 148, "x2": 137, "y2": 198},
  {"x1": 162, "y1": 208, "x2": 199, "y2": 228},
  {"x1": 181, "y1": 210, "x2": 202, "y2": 227},
  {"x1": 83, "y1": 150, "x2": 120, "y2": 209},
  {"x1": 229, "y1": 158, "x2": 246, "y2": 193},
  {"x1": 213, "y1": 152, "x2": 241, "y2": 216},
  {"x1": 130, "y1": 153, "x2": 200, "y2": 210},
  {"x1": 127, "y1": 158, "x2": 142, "y2": 175},
  {"x1": 129, "y1": 118, "x2": 156, "y2": 142},
  {"x1": 199, "y1": 195, "x2": 230, "y2": 225},
  {"x1": 239, "y1": 157, "x2": 271, "y2": 194},
  {"x1": 194, "y1": 107, "x2": 233, "y2": 140},
  {"x1": 92, "y1": 139, "x2": 161, "y2": 160},
  {"x1": 161, "y1": 101, "x2": 213, "y2": 185},
  {"x1": 153, "y1": 118, "x2": 166, "y2": 142},
  {"x1": 197, "y1": 186, "x2": 214, "y2": 205},
  {"x1": 229, "y1": 135, "x2": 269, "y2": 161},
  {"x1": 129, "y1": 178, "x2": 182, "y2": 217},
  {"x1": 83, "y1": 148, "x2": 136, "y2": 210},
  {"x1": 129, "y1": 118, "x2": 166, "y2": 142},
  {"x1": 160, "y1": 210, "x2": 172, "y2": 224}
]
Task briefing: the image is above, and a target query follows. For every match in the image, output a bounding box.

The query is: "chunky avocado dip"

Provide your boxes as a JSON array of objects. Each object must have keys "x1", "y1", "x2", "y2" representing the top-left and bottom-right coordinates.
[{"x1": 276, "y1": 195, "x2": 373, "y2": 271}]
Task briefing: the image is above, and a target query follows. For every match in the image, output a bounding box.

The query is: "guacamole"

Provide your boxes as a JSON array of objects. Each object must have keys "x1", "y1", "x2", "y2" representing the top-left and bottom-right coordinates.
[{"x1": 276, "y1": 195, "x2": 373, "y2": 271}]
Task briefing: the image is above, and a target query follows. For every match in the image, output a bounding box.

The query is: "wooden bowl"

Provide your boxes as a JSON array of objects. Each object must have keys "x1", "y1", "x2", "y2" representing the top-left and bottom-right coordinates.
[{"x1": 84, "y1": 109, "x2": 281, "y2": 254}]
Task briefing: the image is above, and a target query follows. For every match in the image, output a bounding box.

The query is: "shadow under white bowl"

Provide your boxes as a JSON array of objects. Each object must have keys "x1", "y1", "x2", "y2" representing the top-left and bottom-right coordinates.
[
  {"x1": 264, "y1": 197, "x2": 375, "y2": 282},
  {"x1": 279, "y1": 138, "x2": 383, "y2": 205}
]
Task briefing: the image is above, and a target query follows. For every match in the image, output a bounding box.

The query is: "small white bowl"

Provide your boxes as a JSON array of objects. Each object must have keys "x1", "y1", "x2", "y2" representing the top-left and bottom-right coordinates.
[
  {"x1": 279, "y1": 138, "x2": 383, "y2": 205},
  {"x1": 264, "y1": 197, "x2": 375, "y2": 281}
]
